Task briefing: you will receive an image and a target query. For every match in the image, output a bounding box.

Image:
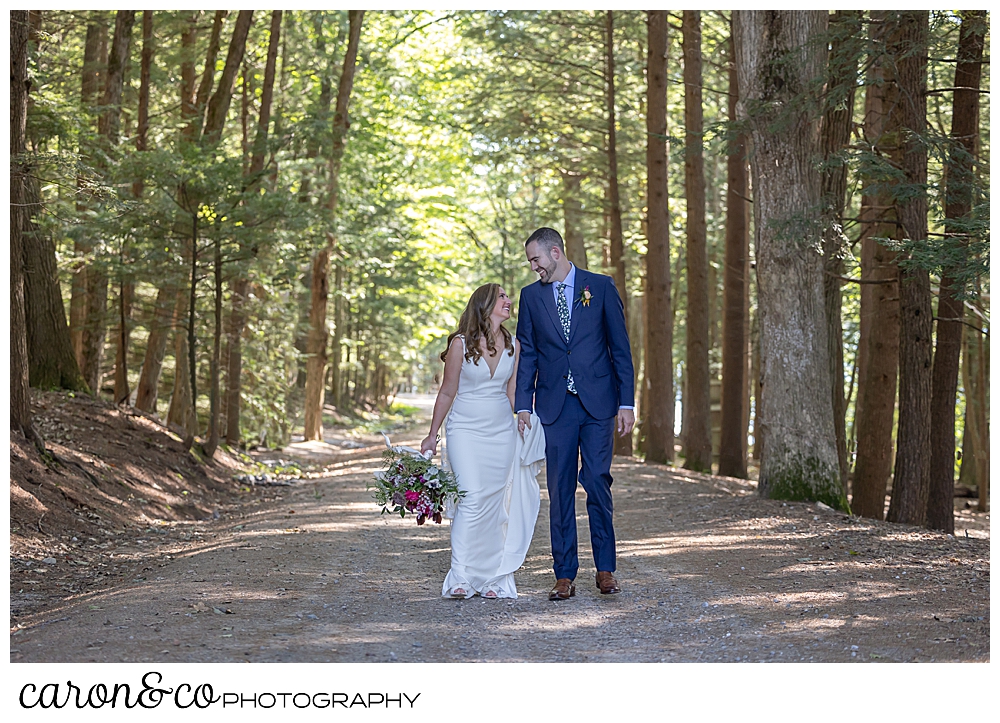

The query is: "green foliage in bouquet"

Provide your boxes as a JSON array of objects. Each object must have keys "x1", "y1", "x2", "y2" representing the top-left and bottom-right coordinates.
[{"x1": 369, "y1": 448, "x2": 465, "y2": 524}]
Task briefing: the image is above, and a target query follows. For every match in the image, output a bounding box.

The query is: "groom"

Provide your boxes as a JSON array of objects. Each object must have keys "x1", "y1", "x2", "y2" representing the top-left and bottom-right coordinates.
[{"x1": 515, "y1": 227, "x2": 635, "y2": 600}]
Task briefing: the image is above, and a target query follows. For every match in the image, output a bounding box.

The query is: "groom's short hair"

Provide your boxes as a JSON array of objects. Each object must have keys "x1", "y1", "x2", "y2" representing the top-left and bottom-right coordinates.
[{"x1": 525, "y1": 227, "x2": 564, "y2": 254}]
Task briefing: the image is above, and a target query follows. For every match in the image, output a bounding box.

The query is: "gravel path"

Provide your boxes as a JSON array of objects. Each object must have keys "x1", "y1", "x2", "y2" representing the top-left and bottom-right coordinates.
[{"x1": 11, "y1": 403, "x2": 989, "y2": 664}]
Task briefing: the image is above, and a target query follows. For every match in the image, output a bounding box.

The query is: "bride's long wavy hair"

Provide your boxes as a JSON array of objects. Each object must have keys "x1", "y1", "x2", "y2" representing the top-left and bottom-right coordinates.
[{"x1": 441, "y1": 283, "x2": 514, "y2": 365}]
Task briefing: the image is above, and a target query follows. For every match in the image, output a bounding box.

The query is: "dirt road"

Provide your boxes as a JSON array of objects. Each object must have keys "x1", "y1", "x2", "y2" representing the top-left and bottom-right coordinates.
[{"x1": 11, "y1": 398, "x2": 989, "y2": 664}]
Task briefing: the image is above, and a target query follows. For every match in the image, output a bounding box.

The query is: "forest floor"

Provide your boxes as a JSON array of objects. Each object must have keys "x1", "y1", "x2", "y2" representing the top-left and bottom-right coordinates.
[{"x1": 10, "y1": 392, "x2": 990, "y2": 663}]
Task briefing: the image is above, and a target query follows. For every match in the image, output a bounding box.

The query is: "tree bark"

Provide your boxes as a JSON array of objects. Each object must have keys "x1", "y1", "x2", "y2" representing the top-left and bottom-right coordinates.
[
  {"x1": 604, "y1": 10, "x2": 632, "y2": 457},
  {"x1": 225, "y1": 277, "x2": 250, "y2": 445},
  {"x1": 250, "y1": 11, "x2": 281, "y2": 182},
  {"x1": 750, "y1": 306, "x2": 761, "y2": 461},
  {"x1": 886, "y1": 12, "x2": 932, "y2": 527},
  {"x1": 820, "y1": 10, "x2": 860, "y2": 491},
  {"x1": 734, "y1": 10, "x2": 845, "y2": 509},
  {"x1": 80, "y1": 10, "x2": 135, "y2": 396},
  {"x1": 23, "y1": 171, "x2": 89, "y2": 392},
  {"x1": 329, "y1": 263, "x2": 345, "y2": 410},
  {"x1": 958, "y1": 306, "x2": 988, "y2": 510},
  {"x1": 225, "y1": 10, "x2": 282, "y2": 447},
  {"x1": 112, "y1": 278, "x2": 132, "y2": 405},
  {"x1": 298, "y1": 11, "x2": 338, "y2": 204},
  {"x1": 304, "y1": 10, "x2": 364, "y2": 441},
  {"x1": 205, "y1": 235, "x2": 223, "y2": 457},
  {"x1": 927, "y1": 10, "x2": 986, "y2": 533},
  {"x1": 70, "y1": 18, "x2": 104, "y2": 366},
  {"x1": 681, "y1": 10, "x2": 711, "y2": 471},
  {"x1": 131, "y1": 10, "x2": 152, "y2": 198},
  {"x1": 561, "y1": 171, "x2": 588, "y2": 269},
  {"x1": 111, "y1": 11, "x2": 153, "y2": 407},
  {"x1": 10, "y1": 10, "x2": 35, "y2": 439},
  {"x1": 718, "y1": 29, "x2": 750, "y2": 479},
  {"x1": 643, "y1": 10, "x2": 674, "y2": 465},
  {"x1": 136, "y1": 17, "x2": 194, "y2": 415},
  {"x1": 167, "y1": 290, "x2": 198, "y2": 443},
  {"x1": 971, "y1": 309, "x2": 988, "y2": 512},
  {"x1": 203, "y1": 11, "x2": 254, "y2": 146},
  {"x1": 851, "y1": 16, "x2": 900, "y2": 519},
  {"x1": 180, "y1": 12, "x2": 198, "y2": 127},
  {"x1": 135, "y1": 286, "x2": 176, "y2": 413},
  {"x1": 185, "y1": 10, "x2": 226, "y2": 140}
]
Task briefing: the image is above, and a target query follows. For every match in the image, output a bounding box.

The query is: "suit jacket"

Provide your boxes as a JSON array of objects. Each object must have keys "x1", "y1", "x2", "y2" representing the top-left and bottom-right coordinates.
[{"x1": 515, "y1": 268, "x2": 635, "y2": 425}]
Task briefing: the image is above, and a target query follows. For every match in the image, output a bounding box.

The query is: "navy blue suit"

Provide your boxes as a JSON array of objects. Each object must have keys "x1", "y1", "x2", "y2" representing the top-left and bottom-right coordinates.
[{"x1": 515, "y1": 268, "x2": 634, "y2": 579}]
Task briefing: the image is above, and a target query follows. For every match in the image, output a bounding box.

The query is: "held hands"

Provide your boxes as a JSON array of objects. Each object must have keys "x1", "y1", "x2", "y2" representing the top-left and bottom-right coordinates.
[
  {"x1": 517, "y1": 411, "x2": 532, "y2": 437},
  {"x1": 420, "y1": 435, "x2": 438, "y2": 457},
  {"x1": 616, "y1": 408, "x2": 635, "y2": 437}
]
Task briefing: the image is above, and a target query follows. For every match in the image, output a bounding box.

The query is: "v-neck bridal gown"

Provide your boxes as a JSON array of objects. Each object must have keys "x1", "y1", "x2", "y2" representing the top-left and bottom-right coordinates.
[{"x1": 441, "y1": 336, "x2": 542, "y2": 599}]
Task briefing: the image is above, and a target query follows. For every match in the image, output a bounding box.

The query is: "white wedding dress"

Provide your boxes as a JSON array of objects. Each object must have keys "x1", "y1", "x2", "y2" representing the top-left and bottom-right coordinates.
[{"x1": 441, "y1": 336, "x2": 544, "y2": 599}]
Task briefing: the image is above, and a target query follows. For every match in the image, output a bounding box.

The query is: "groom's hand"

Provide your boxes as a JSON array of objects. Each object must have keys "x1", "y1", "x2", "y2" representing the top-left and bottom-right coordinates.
[
  {"x1": 616, "y1": 408, "x2": 635, "y2": 437},
  {"x1": 517, "y1": 411, "x2": 532, "y2": 437}
]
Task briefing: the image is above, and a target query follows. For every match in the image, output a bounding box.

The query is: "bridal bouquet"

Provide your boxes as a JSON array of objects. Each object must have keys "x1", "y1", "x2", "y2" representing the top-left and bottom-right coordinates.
[{"x1": 370, "y1": 438, "x2": 464, "y2": 525}]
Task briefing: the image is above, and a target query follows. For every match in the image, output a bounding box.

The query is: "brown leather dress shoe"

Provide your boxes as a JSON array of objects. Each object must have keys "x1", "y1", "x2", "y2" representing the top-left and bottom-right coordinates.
[
  {"x1": 596, "y1": 571, "x2": 621, "y2": 594},
  {"x1": 548, "y1": 578, "x2": 576, "y2": 601}
]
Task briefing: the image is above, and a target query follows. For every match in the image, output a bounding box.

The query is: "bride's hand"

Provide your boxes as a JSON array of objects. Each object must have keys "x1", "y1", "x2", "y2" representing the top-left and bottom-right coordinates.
[{"x1": 420, "y1": 435, "x2": 437, "y2": 456}]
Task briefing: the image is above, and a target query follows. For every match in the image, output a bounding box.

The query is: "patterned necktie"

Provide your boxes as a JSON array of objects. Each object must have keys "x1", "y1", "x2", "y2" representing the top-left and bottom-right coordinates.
[{"x1": 557, "y1": 283, "x2": 577, "y2": 394}]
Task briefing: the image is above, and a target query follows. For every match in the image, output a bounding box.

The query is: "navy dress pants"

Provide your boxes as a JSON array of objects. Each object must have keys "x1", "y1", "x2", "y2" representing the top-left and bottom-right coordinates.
[{"x1": 542, "y1": 393, "x2": 616, "y2": 580}]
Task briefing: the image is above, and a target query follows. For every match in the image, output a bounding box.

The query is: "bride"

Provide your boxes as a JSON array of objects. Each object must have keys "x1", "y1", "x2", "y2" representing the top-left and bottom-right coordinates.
[{"x1": 420, "y1": 283, "x2": 542, "y2": 599}]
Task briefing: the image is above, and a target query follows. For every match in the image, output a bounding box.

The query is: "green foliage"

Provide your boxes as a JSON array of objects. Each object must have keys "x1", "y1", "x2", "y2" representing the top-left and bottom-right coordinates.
[{"x1": 23, "y1": 9, "x2": 989, "y2": 453}]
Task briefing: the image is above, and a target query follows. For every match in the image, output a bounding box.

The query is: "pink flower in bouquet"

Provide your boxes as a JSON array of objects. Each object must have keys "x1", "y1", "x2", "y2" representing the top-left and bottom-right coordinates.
[{"x1": 405, "y1": 490, "x2": 420, "y2": 502}]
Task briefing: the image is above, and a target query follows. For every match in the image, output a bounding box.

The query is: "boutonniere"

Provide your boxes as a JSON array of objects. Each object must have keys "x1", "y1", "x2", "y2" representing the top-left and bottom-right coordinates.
[{"x1": 578, "y1": 286, "x2": 592, "y2": 307}]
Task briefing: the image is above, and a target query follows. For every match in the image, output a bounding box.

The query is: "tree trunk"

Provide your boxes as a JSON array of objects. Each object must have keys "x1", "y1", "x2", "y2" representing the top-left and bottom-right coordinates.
[
  {"x1": 113, "y1": 10, "x2": 152, "y2": 407},
  {"x1": 682, "y1": 10, "x2": 711, "y2": 471},
  {"x1": 604, "y1": 10, "x2": 631, "y2": 457},
  {"x1": 185, "y1": 10, "x2": 226, "y2": 140},
  {"x1": 135, "y1": 285, "x2": 177, "y2": 413},
  {"x1": 20, "y1": 9, "x2": 87, "y2": 394},
  {"x1": 718, "y1": 29, "x2": 750, "y2": 479},
  {"x1": 298, "y1": 11, "x2": 337, "y2": 204},
  {"x1": 137, "y1": 11, "x2": 196, "y2": 415},
  {"x1": 304, "y1": 10, "x2": 364, "y2": 441},
  {"x1": 225, "y1": 277, "x2": 249, "y2": 445},
  {"x1": 168, "y1": 327, "x2": 198, "y2": 443},
  {"x1": 203, "y1": 11, "x2": 254, "y2": 146},
  {"x1": 750, "y1": 306, "x2": 761, "y2": 461},
  {"x1": 561, "y1": 171, "x2": 588, "y2": 269},
  {"x1": 80, "y1": 10, "x2": 135, "y2": 396},
  {"x1": 927, "y1": 10, "x2": 986, "y2": 533},
  {"x1": 179, "y1": 12, "x2": 198, "y2": 126},
  {"x1": 250, "y1": 11, "x2": 281, "y2": 182},
  {"x1": 225, "y1": 10, "x2": 282, "y2": 447},
  {"x1": 112, "y1": 278, "x2": 132, "y2": 405},
  {"x1": 23, "y1": 176, "x2": 89, "y2": 392},
  {"x1": 734, "y1": 10, "x2": 845, "y2": 509},
  {"x1": 330, "y1": 263, "x2": 345, "y2": 410},
  {"x1": 972, "y1": 310, "x2": 988, "y2": 512},
  {"x1": 10, "y1": 10, "x2": 35, "y2": 439},
  {"x1": 820, "y1": 10, "x2": 860, "y2": 491},
  {"x1": 851, "y1": 19, "x2": 900, "y2": 519},
  {"x1": 70, "y1": 18, "x2": 104, "y2": 366},
  {"x1": 643, "y1": 10, "x2": 674, "y2": 465},
  {"x1": 205, "y1": 235, "x2": 223, "y2": 457},
  {"x1": 132, "y1": 10, "x2": 152, "y2": 197},
  {"x1": 886, "y1": 12, "x2": 932, "y2": 527}
]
